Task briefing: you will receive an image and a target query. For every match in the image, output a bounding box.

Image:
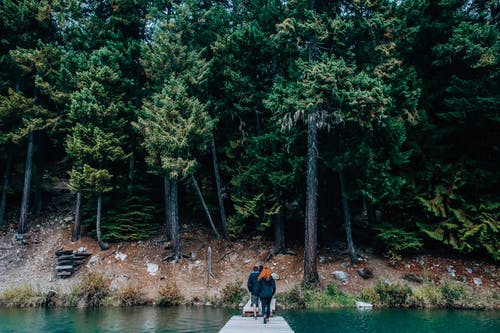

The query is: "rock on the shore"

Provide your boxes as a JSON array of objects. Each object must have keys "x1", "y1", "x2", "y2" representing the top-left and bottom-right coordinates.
[
  {"x1": 147, "y1": 263, "x2": 159, "y2": 275},
  {"x1": 332, "y1": 271, "x2": 349, "y2": 283},
  {"x1": 356, "y1": 301, "x2": 373, "y2": 308}
]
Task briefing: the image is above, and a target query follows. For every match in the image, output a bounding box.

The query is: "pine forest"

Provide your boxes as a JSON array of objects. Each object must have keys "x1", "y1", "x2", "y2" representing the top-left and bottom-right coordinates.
[{"x1": 0, "y1": 0, "x2": 498, "y2": 287}]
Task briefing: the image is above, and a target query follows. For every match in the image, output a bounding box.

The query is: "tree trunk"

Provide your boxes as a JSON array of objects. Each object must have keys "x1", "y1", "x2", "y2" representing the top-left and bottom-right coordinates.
[
  {"x1": 339, "y1": 170, "x2": 357, "y2": 263},
  {"x1": 273, "y1": 204, "x2": 286, "y2": 254},
  {"x1": 71, "y1": 191, "x2": 82, "y2": 242},
  {"x1": 303, "y1": 112, "x2": 319, "y2": 288},
  {"x1": 169, "y1": 177, "x2": 182, "y2": 261},
  {"x1": 128, "y1": 152, "x2": 135, "y2": 194},
  {"x1": 0, "y1": 155, "x2": 12, "y2": 229},
  {"x1": 365, "y1": 200, "x2": 377, "y2": 225},
  {"x1": 192, "y1": 175, "x2": 220, "y2": 239},
  {"x1": 32, "y1": 134, "x2": 43, "y2": 217},
  {"x1": 211, "y1": 137, "x2": 228, "y2": 239},
  {"x1": 32, "y1": 163, "x2": 42, "y2": 217},
  {"x1": 96, "y1": 192, "x2": 109, "y2": 250},
  {"x1": 272, "y1": 142, "x2": 286, "y2": 253},
  {"x1": 164, "y1": 174, "x2": 171, "y2": 241},
  {"x1": 18, "y1": 131, "x2": 34, "y2": 234},
  {"x1": 255, "y1": 103, "x2": 263, "y2": 136}
]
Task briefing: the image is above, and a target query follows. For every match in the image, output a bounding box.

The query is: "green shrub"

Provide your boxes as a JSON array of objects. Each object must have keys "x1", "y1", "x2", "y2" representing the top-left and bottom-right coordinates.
[
  {"x1": 276, "y1": 286, "x2": 306, "y2": 309},
  {"x1": 71, "y1": 272, "x2": 111, "y2": 307},
  {"x1": 374, "y1": 280, "x2": 412, "y2": 307},
  {"x1": 359, "y1": 287, "x2": 381, "y2": 305},
  {"x1": 302, "y1": 284, "x2": 355, "y2": 308},
  {"x1": 220, "y1": 281, "x2": 245, "y2": 306},
  {"x1": 118, "y1": 284, "x2": 145, "y2": 307},
  {"x1": 439, "y1": 280, "x2": 468, "y2": 307},
  {"x1": 0, "y1": 285, "x2": 44, "y2": 307},
  {"x1": 277, "y1": 285, "x2": 354, "y2": 309},
  {"x1": 408, "y1": 283, "x2": 445, "y2": 308},
  {"x1": 156, "y1": 283, "x2": 181, "y2": 306},
  {"x1": 324, "y1": 284, "x2": 356, "y2": 307},
  {"x1": 374, "y1": 225, "x2": 423, "y2": 255}
]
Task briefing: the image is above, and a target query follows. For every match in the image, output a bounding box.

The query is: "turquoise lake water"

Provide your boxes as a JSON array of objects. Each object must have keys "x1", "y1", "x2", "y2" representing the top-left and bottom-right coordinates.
[{"x1": 0, "y1": 306, "x2": 498, "y2": 332}]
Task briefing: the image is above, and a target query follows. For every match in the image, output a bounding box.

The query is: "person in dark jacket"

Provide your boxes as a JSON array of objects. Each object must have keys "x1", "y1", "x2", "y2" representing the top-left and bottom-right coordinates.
[
  {"x1": 257, "y1": 266, "x2": 276, "y2": 324},
  {"x1": 247, "y1": 266, "x2": 260, "y2": 318}
]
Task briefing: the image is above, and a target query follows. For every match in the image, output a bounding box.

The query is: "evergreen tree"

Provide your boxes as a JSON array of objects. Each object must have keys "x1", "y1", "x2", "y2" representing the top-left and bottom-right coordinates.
[
  {"x1": 400, "y1": 0, "x2": 499, "y2": 258},
  {"x1": 0, "y1": 0, "x2": 67, "y2": 233},
  {"x1": 66, "y1": 46, "x2": 128, "y2": 250},
  {"x1": 137, "y1": 3, "x2": 214, "y2": 261}
]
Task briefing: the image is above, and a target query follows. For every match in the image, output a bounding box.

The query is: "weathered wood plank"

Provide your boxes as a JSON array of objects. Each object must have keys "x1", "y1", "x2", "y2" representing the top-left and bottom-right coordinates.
[
  {"x1": 73, "y1": 253, "x2": 92, "y2": 259},
  {"x1": 56, "y1": 265, "x2": 74, "y2": 271},
  {"x1": 56, "y1": 254, "x2": 75, "y2": 260},
  {"x1": 219, "y1": 315, "x2": 293, "y2": 333},
  {"x1": 55, "y1": 250, "x2": 74, "y2": 256},
  {"x1": 57, "y1": 259, "x2": 74, "y2": 264}
]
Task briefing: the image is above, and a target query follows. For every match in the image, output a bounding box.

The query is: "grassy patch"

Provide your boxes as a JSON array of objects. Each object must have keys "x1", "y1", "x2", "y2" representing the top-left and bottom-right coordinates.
[
  {"x1": 276, "y1": 286, "x2": 306, "y2": 309},
  {"x1": 408, "y1": 283, "x2": 446, "y2": 308},
  {"x1": 70, "y1": 272, "x2": 111, "y2": 308},
  {"x1": 360, "y1": 280, "x2": 412, "y2": 307},
  {"x1": 304, "y1": 284, "x2": 356, "y2": 308},
  {"x1": 276, "y1": 284, "x2": 355, "y2": 309},
  {"x1": 0, "y1": 285, "x2": 45, "y2": 307},
  {"x1": 220, "y1": 281, "x2": 245, "y2": 307},
  {"x1": 156, "y1": 283, "x2": 182, "y2": 306},
  {"x1": 117, "y1": 284, "x2": 146, "y2": 307}
]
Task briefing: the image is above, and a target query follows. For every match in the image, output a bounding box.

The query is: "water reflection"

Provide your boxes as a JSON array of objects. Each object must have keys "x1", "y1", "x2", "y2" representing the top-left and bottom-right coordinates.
[
  {"x1": 282, "y1": 308, "x2": 500, "y2": 333},
  {"x1": 0, "y1": 307, "x2": 498, "y2": 333}
]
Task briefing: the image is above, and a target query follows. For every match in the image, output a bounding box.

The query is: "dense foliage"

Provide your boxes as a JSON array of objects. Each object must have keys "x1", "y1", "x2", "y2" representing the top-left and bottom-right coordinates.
[{"x1": 0, "y1": 0, "x2": 498, "y2": 265}]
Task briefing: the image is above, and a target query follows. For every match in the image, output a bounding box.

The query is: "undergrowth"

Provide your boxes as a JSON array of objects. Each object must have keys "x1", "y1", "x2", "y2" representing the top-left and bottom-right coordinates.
[
  {"x1": 156, "y1": 283, "x2": 182, "y2": 306},
  {"x1": 276, "y1": 284, "x2": 355, "y2": 309}
]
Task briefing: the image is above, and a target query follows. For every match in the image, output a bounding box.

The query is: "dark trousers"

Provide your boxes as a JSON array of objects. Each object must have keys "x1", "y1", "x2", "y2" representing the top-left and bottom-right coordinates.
[{"x1": 261, "y1": 297, "x2": 272, "y2": 318}]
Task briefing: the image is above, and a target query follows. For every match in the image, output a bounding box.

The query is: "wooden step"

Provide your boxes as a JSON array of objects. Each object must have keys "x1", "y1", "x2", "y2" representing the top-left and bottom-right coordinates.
[
  {"x1": 55, "y1": 250, "x2": 74, "y2": 256},
  {"x1": 56, "y1": 265, "x2": 74, "y2": 271}
]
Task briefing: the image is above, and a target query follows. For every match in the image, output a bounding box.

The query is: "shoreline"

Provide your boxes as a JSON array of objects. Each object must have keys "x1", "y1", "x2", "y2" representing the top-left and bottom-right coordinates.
[{"x1": 1, "y1": 219, "x2": 498, "y2": 311}]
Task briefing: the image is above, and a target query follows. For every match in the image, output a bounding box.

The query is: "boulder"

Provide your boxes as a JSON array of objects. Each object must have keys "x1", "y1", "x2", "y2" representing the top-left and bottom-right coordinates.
[
  {"x1": 147, "y1": 263, "x2": 159, "y2": 275},
  {"x1": 271, "y1": 272, "x2": 280, "y2": 280},
  {"x1": 357, "y1": 267, "x2": 373, "y2": 279},
  {"x1": 356, "y1": 301, "x2": 373, "y2": 308},
  {"x1": 87, "y1": 255, "x2": 99, "y2": 267},
  {"x1": 402, "y1": 273, "x2": 423, "y2": 283},
  {"x1": 115, "y1": 251, "x2": 127, "y2": 261},
  {"x1": 332, "y1": 271, "x2": 349, "y2": 283}
]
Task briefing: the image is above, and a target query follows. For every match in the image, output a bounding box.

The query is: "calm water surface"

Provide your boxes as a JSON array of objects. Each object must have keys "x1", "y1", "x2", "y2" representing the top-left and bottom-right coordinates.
[{"x1": 0, "y1": 306, "x2": 498, "y2": 333}]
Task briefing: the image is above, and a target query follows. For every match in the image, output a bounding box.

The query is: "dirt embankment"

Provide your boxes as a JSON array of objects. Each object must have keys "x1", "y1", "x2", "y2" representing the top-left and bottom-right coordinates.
[{"x1": 1, "y1": 207, "x2": 498, "y2": 306}]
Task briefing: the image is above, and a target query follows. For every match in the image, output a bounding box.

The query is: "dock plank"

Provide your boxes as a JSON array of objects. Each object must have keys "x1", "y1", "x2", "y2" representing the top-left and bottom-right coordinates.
[{"x1": 219, "y1": 315, "x2": 294, "y2": 333}]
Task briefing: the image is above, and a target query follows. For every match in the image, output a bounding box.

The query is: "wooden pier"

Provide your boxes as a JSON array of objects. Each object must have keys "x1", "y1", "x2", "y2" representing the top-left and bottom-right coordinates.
[{"x1": 219, "y1": 315, "x2": 294, "y2": 333}]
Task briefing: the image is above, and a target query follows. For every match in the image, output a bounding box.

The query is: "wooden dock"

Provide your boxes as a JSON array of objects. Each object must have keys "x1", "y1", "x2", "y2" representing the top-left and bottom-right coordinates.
[{"x1": 219, "y1": 315, "x2": 294, "y2": 333}]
